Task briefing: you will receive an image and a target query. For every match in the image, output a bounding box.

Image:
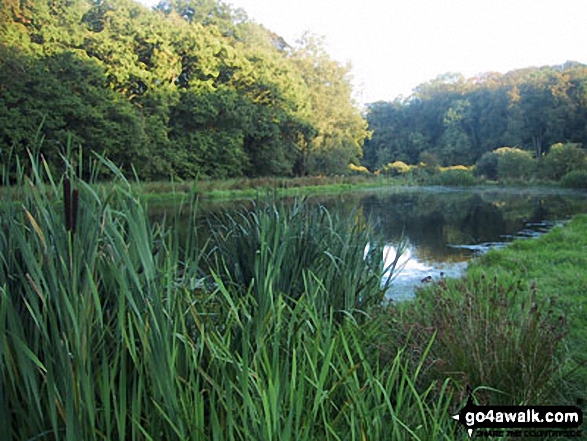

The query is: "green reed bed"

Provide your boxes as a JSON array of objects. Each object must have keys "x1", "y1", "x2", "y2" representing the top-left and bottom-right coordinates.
[{"x1": 0, "y1": 153, "x2": 461, "y2": 440}]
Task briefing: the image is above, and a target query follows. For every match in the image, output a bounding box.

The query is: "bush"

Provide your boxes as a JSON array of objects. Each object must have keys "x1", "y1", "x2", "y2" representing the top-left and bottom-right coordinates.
[
  {"x1": 439, "y1": 165, "x2": 470, "y2": 171},
  {"x1": 348, "y1": 163, "x2": 371, "y2": 174},
  {"x1": 429, "y1": 169, "x2": 476, "y2": 187},
  {"x1": 495, "y1": 147, "x2": 536, "y2": 180},
  {"x1": 541, "y1": 143, "x2": 587, "y2": 180},
  {"x1": 382, "y1": 160, "x2": 411, "y2": 176},
  {"x1": 474, "y1": 151, "x2": 499, "y2": 180},
  {"x1": 560, "y1": 170, "x2": 587, "y2": 188}
]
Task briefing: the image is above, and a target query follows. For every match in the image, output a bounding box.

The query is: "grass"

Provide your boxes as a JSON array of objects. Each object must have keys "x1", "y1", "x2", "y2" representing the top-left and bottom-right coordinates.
[
  {"x1": 0, "y1": 151, "x2": 463, "y2": 440},
  {"x1": 398, "y1": 274, "x2": 568, "y2": 406},
  {"x1": 378, "y1": 214, "x2": 587, "y2": 418},
  {"x1": 466, "y1": 216, "x2": 587, "y2": 407},
  {"x1": 134, "y1": 174, "x2": 399, "y2": 203},
  {"x1": 3, "y1": 144, "x2": 585, "y2": 439}
]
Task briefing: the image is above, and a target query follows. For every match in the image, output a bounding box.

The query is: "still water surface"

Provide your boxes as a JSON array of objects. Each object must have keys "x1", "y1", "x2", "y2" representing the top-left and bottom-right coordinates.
[
  {"x1": 154, "y1": 186, "x2": 587, "y2": 300},
  {"x1": 328, "y1": 186, "x2": 587, "y2": 299}
]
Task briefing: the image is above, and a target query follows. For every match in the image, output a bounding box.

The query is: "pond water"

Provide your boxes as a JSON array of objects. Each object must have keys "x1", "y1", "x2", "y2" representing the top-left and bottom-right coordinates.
[
  {"x1": 151, "y1": 186, "x2": 587, "y2": 300},
  {"x1": 325, "y1": 186, "x2": 587, "y2": 299}
]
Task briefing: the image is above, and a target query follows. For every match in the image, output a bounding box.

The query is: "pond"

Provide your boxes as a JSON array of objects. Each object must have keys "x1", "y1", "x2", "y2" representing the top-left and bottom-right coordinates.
[
  {"x1": 328, "y1": 186, "x2": 587, "y2": 300},
  {"x1": 151, "y1": 186, "x2": 587, "y2": 300}
]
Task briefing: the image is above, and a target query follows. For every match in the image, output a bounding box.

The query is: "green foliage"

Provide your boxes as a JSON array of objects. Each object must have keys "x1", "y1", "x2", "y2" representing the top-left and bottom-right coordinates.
[
  {"x1": 364, "y1": 63, "x2": 587, "y2": 171},
  {"x1": 206, "y1": 199, "x2": 392, "y2": 319},
  {"x1": 292, "y1": 34, "x2": 369, "y2": 176},
  {"x1": 0, "y1": 0, "x2": 367, "y2": 180},
  {"x1": 540, "y1": 142, "x2": 587, "y2": 180},
  {"x1": 405, "y1": 274, "x2": 566, "y2": 405},
  {"x1": 466, "y1": 215, "x2": 587, "y2": 404},
  {"x1": 473, "y1": 151, "x2": 499, "y2": 180},
  {"x1": 495, "y1": 147, "x2": 536, "y2": 180},
  {"x1": 429, "y1": 169, "x2": 476, "y2": 187},
  {"x1": 0, "y1": 153, "x2": 461, "y2": 440},
  {"x1": 560, "y1": 170, "x2": 587, "y2": 188}
]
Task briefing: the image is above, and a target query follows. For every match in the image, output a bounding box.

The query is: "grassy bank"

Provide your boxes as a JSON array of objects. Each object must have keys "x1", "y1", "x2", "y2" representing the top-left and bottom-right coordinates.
[
  {"x1": 133, "y1": 172, "x2": 581, "y2": 204},
  {"x1": 390, "y1": 215, "x2": 587, "y2": 413},
  {"x1": 468, "y1": 216, "x2": 587, "y2": 404},
  {"x1": 134, "y1": 174, "x2": 398, "y2": 203}
]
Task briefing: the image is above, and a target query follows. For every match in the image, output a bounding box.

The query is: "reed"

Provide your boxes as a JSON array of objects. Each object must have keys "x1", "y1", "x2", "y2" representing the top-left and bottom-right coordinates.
[
  {"x1": 205, "y1": 198, "x2": 395, "y2": 321},
  {"x1": 0, "y1": 148, "x2": 462, "y2": 439}
]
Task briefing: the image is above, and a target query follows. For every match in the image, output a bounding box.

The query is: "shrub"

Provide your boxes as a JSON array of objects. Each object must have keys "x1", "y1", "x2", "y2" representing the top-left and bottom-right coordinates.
[
  {"x1": 404, "y1": 274, "x2": 566, "y2": 405},
  {"x1": 474, "y1": 151, "x2": 499, "y2": 180},
  {"x1": 495, "y1": 147, "x2": 536, "y2": 180},
  {"x1": 439, "y1": 165, "x2": 470, "y2": 171},
  {"x1": 348, "y1": 163, "x2": 370, "y2": 174},
  {"x1": 429, "y1": 169, "x2": 476, "y2": 187},
  {"x1": 382, "y1": 160, "x2": 411, "y2": 176},
  {"x1": 560, "y1": 170, "x2": 587, "y2": 188},
  {"x1": 541, "y1": 143, "x2": 587, "y2": 180}
]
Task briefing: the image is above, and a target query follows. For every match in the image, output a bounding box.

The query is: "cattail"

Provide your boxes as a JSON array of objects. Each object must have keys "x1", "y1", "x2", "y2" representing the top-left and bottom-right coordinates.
[{"x1": 63, "y1": 175, "x2": 79, "y2": 235}]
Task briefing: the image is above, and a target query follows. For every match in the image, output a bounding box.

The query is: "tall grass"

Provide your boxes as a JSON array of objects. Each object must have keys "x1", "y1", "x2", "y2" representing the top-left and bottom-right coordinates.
[
  {"x1": 397, "y1": 273, "x2": 567, "y2": 406},
  {"x1": 205, "y1": 199, "x2": 396, "y2": 321},
  {"x1": 0, "y1": 149, "x2": 462, "y2": 440}
]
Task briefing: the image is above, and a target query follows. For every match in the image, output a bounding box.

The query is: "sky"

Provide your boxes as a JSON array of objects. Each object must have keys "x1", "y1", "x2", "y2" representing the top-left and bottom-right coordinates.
[{"x1": 139, "y1": 0, "x2": 587, "y2": 105}]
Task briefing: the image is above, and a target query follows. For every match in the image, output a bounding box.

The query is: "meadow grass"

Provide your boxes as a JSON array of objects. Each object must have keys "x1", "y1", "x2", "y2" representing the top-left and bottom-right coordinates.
[
  {"x1": 131, "y1": 174, "x2": 416, "y2": 204},
  {"x1": 0, "y1": 152, "x2": 463, "y2": 440}
]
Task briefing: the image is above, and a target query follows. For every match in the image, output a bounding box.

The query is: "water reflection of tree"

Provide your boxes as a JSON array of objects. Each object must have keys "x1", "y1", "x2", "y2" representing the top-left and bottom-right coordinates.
[{"x1": 358, "y1": 190, "x2": 586, "y2": 262}]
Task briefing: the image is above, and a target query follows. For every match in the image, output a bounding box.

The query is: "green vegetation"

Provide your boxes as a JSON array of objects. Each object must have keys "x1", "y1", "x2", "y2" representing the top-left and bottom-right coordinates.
[
  {"x1": 428, "y1": 168, "x2": 476, "y2": 187},
  {"x1": 465, "y1": 215, "x2": 587, "y2": 404},
  {"x1": 384, "y1": 215, "x2": 587, "y2": 414},
  {"x1": 364, "y1": 67, "x2": 587, "y2": 182},
  {"x1": 3, "y1": 148, "x2": 586, "y2": 439},
  {"x1": 3, "y1": 1, "x2": 587, "y2": 436},
  {"x1": 3, "y1": 1, "x2": 587, "y2": 185},
  {"x1": 0, "y1": 0, "x2": 366, "y2": 179},
  {"x1": 560, "y1": 170, "x2": 587, "y2": 189},
  {"x1": 402, "y1": 275, "x2": 567, "y2": 406},
  {"x1": 1, "y1": 153, "x2": 464, "y2": 440}
]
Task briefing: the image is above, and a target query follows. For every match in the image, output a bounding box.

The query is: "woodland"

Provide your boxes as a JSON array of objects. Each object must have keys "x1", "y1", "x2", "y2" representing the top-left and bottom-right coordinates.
[
  {"x1": 1, "y1": 0, "x2": 368, "y2": 179},
  {"x1": 1, "y1": 0, "x2": 587, "y2": 181},
  {"x1": 363, "y1": 66, "x2": 587, "y2": 172}
]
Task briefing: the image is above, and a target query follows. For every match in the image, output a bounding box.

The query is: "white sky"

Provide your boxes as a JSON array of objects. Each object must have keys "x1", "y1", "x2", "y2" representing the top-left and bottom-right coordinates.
[{"x1": 139, "y1": 0, "x2": 587, "y2": 105}]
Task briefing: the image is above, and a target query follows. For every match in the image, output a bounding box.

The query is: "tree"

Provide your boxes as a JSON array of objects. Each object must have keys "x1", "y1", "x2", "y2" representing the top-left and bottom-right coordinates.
[
  {"x1": 495, "y1": 147, "x2": 536, "y2": 180},
  {"x1": 438, "y1": 99, "x2": 474, "y2": 165},
  {"x1": 361, "y1": 64, "x2": 587, "y2": 171},
  {"x1": 505, "y1": 68, "x2": 574, "y2": 158},
  {"x1": 291, "y1": 34, "x2": 369, "y2": 175},
  {"x1": 540, "y1": 142, "x2": 587, "y2": 180}
]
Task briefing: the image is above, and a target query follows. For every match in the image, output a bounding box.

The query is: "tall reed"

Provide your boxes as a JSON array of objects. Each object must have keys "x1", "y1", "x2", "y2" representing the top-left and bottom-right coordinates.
[
  {"x1": 0, "y1": 147, "x2": 461, "y2": 440},
  {"x1": 205, "y1": 199, "x2": 396, "y2": 322}
]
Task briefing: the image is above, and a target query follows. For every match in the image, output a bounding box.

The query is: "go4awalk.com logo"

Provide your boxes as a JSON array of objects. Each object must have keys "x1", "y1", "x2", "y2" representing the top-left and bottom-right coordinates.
[{"x1": 452, "y1": 397, "x2": 583, "y2": 438}]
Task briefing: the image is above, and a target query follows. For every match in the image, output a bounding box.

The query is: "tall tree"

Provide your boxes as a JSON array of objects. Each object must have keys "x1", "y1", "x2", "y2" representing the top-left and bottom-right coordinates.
[{"x1": 291, "y1": 34, "x2": 369, "y2": 175}]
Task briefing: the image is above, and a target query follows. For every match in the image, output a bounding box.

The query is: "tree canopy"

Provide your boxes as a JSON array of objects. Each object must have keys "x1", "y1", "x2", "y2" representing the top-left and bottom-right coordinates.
[
  {"x1": 0, "y1": 0, "x2": 366, "y2": 179},
  {"x1": 363, "y1": 63, "x2": 587, "y2": 171}
]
